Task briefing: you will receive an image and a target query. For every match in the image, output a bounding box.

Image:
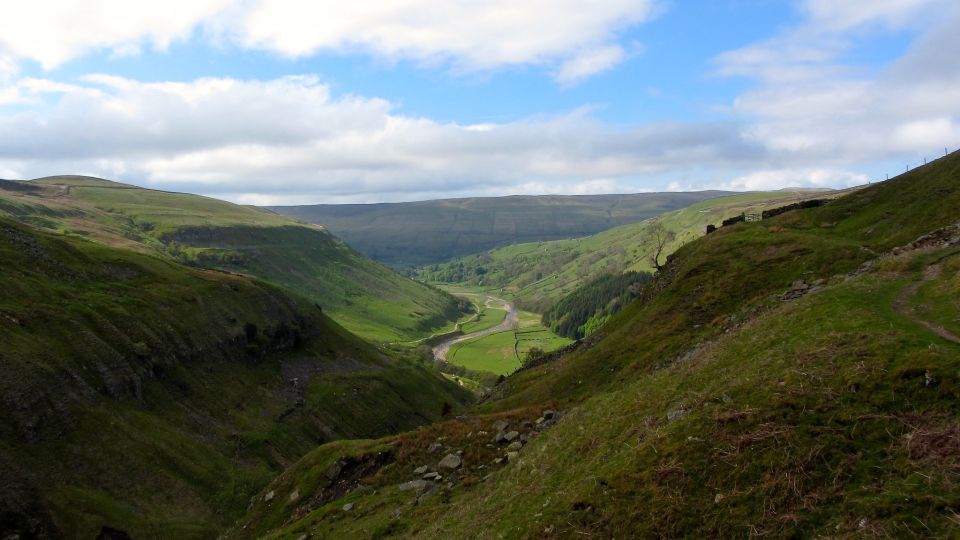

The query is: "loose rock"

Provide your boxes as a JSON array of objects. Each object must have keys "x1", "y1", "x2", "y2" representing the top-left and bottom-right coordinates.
[
  {"x1": 493, "y1": 419, "x2": 510, "y2": 432},
  {"x1": 263, "y1": 490, "x2": 275, "y2": 502},
  {"x1": 438, "y1": 453, "x2": 462, "y2": 470},
  {"x1": 399, "y1": 479, "x2": 428, "y2": 492},
  {"x1": 342, "y1": 502, "x2": 354, "y2": 512},
  {"x1": 506, "y1": 441, "x2": 523, "y2": 452},
  {"x1": 503, "y1": 431, "x2": 520, "y2": 443},
  {"x1": 326, "y1": 459, "x2": 344, "y2": 481},
  {"x1": 427, "y1": 442, "x2": 443, "y2": 453},
  {"x1": 413, "y1": 465, "x2": 428, "y2": 475}
]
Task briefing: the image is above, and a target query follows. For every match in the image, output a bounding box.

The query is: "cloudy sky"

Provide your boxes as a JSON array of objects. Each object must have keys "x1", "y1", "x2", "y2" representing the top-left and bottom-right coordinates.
[{"x1": 0, "y1": 0, "x2": 958, "y2": 204}]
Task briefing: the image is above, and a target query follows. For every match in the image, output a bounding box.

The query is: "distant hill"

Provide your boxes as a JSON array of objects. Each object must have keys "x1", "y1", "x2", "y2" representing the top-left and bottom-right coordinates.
[
  {"x1": 0, "y1": 216, "x2": 470, "y2": 538},
  {"x1": 268, "y1": 191, "x2": 730, "y2": 268},
  {"x1": 0, "y1": 176, "x2": 466, "y2": 342},
  {"x1": 418, "y1": 189, "x2": 842, "y2": 312}
]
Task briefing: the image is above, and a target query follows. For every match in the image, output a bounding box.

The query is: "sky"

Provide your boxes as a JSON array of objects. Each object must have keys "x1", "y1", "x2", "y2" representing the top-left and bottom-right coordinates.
[{"x1": 0, "y1": 0, "x2": 958, "y2": 204}]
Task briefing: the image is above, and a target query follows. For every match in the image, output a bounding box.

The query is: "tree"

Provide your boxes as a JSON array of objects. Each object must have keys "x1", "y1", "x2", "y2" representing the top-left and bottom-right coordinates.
[
  {"x1": 648, "y1": 220, "x2": 675, "y2": 272},
  {"x1": 523, "y1": 347, "x2": 546, "y2": 365}
]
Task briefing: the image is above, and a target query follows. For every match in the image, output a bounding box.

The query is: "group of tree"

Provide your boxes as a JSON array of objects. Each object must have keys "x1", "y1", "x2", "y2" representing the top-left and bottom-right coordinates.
[{"x1": 542, "y1": 270, "x2": 652, "y2": 340}]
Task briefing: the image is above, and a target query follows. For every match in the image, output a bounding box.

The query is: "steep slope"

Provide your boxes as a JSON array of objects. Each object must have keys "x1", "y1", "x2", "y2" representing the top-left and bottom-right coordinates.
[
  {"x1": 418, "y1": 189, "x2": 841, "y2": 312},
  {"x1": 0, "y1": 218, "x2": 471, "y2": 539},
  {"x1": 231, "y1": 152, "x2": 960, "y2": 537},
  {"x1": 270, "y1": 191, "x2": 730, "y2": 268},
  {"x1": 0, "y1": 176, "x2": 465, "y2": 342}
]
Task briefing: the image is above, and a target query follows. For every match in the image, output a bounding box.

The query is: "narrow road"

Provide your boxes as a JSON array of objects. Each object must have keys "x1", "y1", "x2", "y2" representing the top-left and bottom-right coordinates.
[{"x1": 432, "y1": 295, "x2": 519, "y2": 362}]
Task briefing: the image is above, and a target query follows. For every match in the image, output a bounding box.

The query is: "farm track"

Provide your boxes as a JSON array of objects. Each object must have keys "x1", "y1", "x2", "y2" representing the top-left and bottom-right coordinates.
[{"x1": 432, "y1": 295, "x2": 518, "y2": 362}]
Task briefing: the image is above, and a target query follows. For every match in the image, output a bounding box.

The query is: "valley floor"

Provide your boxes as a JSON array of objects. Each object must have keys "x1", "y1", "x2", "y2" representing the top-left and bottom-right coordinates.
[{"x1": 433, "y1": 285, "x2": 573, "y2": 376}]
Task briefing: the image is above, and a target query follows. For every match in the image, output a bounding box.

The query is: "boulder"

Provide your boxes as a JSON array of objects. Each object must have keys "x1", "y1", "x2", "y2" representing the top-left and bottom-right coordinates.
[
  {"x1": 423, "y1": 472, "x2": 441, "y2": 481},
  {"x1": 326, "y1": 459, "x2": 344, "y2": 481},
  {"x1": 438, "y1": 453, "x2": 462, "y2": 470},
  {"x1": 503, "y1": 431, "x2": 520, "y2": 443},
  {"x1": 493, "y1": 419, "x2": 510, "y2": 432},
  {"x1": 542, "y1": 410, "x2": 556, "y2": 420},
  {"x1": 413, "y1": 465, "x2": 428, "y2": 475},
  {"x1": 399, "y1": 479, "x2": 428, "y2": 492},
  {"x1": 506, "y1": 441, "x2": 523, "y2": 452}
]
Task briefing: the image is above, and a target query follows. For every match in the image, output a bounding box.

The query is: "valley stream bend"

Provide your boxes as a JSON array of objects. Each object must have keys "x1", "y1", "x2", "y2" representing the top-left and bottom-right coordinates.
[{"x1": 432, "y1": 295, "x2": 518, "y2": 362}]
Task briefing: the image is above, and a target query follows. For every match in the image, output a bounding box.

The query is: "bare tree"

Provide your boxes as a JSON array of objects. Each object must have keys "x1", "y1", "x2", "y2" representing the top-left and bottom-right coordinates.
[{"x1": 648, "y1": 220, "x2": 675, "y2": 272}]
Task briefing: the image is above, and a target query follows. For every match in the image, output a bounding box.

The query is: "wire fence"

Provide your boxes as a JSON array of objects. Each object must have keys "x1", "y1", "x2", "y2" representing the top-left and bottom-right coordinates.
[{"x1": 876, "y1": 144, "x2": 958, "y2": 182}]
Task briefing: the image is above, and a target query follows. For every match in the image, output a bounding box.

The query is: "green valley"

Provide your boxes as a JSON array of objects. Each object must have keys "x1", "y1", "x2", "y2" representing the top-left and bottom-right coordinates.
[
  {"x1": 0, "y1": 176, "x2": 466, "y2": 342},
  {"x1": 229, "y1": 152, "x2": 960, "y2": 539}
]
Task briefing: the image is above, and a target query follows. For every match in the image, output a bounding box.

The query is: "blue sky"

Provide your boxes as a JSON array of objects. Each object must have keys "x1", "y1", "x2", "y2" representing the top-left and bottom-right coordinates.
[{"x1": 0, "y1": 0, "x2": 958, "y2": 203}]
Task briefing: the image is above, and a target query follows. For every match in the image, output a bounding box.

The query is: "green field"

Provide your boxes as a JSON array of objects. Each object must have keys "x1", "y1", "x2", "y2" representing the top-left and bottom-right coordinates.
[
  {"x1": 270, "y1": 191, "x2": 730, "y2": 267},
  {"x1": 419, "y1": 189, "x2": 845, "y2": 312},
  {"x1": 459, "y1": 302, "x2": 508, "y2": 334},
  {"x1": 447, "y1": 310, "x2": 572, "y2": 375},
  {"x1": 0, "y1": 176, "x2": 466, "y2": 342}
]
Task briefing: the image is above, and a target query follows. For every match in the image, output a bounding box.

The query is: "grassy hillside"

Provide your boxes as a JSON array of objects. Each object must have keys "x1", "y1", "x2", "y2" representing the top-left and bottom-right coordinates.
[
  {"x1": 418, "y1": 189, "x2": 841, "y2": 312},
  {"x1": 0, "y1": 217, "x2": 471, "y2": 539},
  {"x1": 0, "y1": 176, "x2": 465, "y2": 342},
  {"x1": 230, "y1": 152, "x2": 960, "y2": 537},
  {"x1": 269, "y1": 191, "x2": 730, "y2": 268}
]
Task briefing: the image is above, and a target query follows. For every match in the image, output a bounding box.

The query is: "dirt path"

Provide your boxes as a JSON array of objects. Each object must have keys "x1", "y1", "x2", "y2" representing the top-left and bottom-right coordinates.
[
  {"x1": 432, "y1": 295, "x2": 518, "y2": 362},
  {"x1": 893, "y1": 263, "x2": 960, "y2": 345}
]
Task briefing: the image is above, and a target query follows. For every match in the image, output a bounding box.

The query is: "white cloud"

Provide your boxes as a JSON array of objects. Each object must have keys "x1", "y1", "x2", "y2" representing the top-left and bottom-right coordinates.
[
  {"x1": 716, "y1": 0, "x2": 960, "y2": 167},
  {"x1": 0, "y1": 74, "x2": 769, "y2": 202},
  {"x1": 0, "y1": 0, "x2": 232, "y2": 68},
  {"x1": 0, "y1": 0, "x2": 656, "y2": 84},
  {"x1": 802, "y1": 0, "x2": 945, "y2": 31},
  {"x1": 234, "y1": 0, "x2": 655, "y2": 73},
  {"x1": 721, "y1": 168, "x2": 868, "y2": 191},
  {"x1": 554, "y1": 45, "x2": 627, "y2": 86}
]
